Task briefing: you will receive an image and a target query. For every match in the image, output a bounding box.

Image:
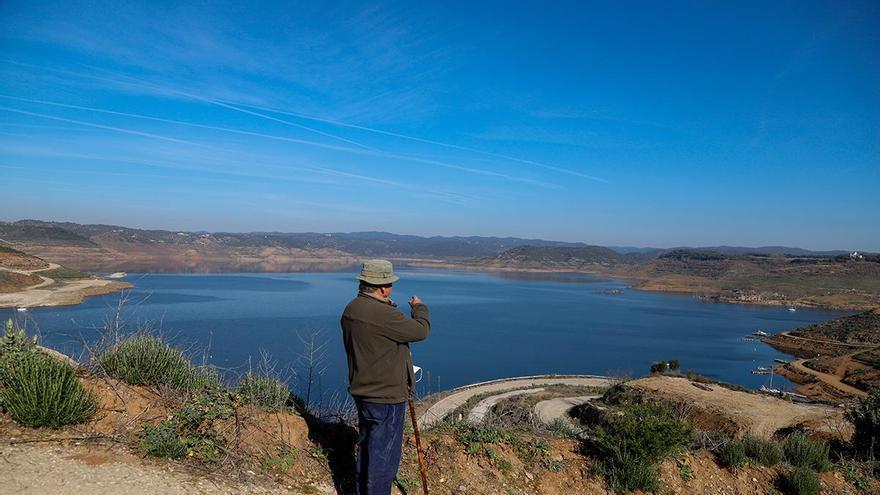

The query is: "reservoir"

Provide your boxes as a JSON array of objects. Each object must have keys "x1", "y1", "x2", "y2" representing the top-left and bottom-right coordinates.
[{"x1": 1, "y1": 270, "x2": 850, "y2": 405}]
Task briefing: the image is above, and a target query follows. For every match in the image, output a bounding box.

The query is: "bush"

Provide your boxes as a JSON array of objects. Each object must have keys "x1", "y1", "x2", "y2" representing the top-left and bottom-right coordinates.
[
  {"x1": 847, "y1": 388, "x2": 880, "y2": 460},
  {"x1": 743, "y1": 436, "x2": 784, "y2": 466},
  {"x1": 0, "y1": 319, "x2": 37, "y2": 370},
  {"x1": 237, "y1": 373, "x2": 290, "y2": 410},
  {"x1": 141, "y1": 420, "x2": 186, "y2": 459},
  {"x1": 784, "y1": 434, "x2": 832, "y2": 472},
  {"x1": 0, "y1": 352, "x2": 96, "y2": 428},
  {"x1": 718, "y1": 441, "x2": 748, "y2": 469},
  {"x1": 586, "y1": 403, "x2": 692, "y2": 492},
  {"x1": 97, "y1": 335, "x2": 220, "y2": 391},
  {"x1": 780, "y1": 467, "x2": 821, "y2": 495},
  {"x1": 650, "y1": 361, "x2": 668, "y2": 374}
]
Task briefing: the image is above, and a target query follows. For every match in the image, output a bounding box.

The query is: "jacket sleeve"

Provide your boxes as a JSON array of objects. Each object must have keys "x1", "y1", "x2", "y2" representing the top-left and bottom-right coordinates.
[{"x1": 380, "y1": 303, "x2": 431, "y2": 343}]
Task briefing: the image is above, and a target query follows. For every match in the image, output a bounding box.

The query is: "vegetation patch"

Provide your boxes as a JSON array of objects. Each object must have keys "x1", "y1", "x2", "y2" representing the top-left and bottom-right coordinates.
[
  {"x1": 742, "y1": 435, "x2": 784, "y2": 466},
  {"x1": 97, "y1": 334, "x2": 220, "y2": 391},
  {"x1": 783, "y1": 434, "x2": 832, "y2": 472},
  {"x1": 717, "y1": 440, "x2": 748, "y2": 469},
  {"x1": 0, "y1": 320, "x2": 96, "y2": 428},
  {"x1": 237, "y1": 372, "x2": 290, "y2": 411},
  {"x1": 37, "y1": 266, "x2": 92, "y2": 280},
  {"x1": 780, "y1": 466, "x2": 821, "y2": 495},
  {"x1": 583, "y1": 402, "x2": 692, "y2": 492}
]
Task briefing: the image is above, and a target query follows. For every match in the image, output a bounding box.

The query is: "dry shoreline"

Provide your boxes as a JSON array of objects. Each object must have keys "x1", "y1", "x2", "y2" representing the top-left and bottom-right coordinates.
[{"x1": 0, "y1": 263, "x2": 131, "y2": 309}]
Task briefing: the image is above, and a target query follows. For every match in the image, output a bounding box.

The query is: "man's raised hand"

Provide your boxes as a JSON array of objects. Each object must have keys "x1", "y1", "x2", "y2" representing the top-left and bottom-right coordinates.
[{"x1": 409, "y1": 295, "x2": 423, "y2": 306}]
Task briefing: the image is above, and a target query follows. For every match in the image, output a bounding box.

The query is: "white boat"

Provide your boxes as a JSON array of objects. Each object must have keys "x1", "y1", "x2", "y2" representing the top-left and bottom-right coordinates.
[
  {"x1": 753, "y1": 330, "x2": 769, "y2": 337},
  {"x1": 760, "y1": 385, "x2": 781, "y2": 394},
  {"x1": 788, "y1": 307, "x2": 797, "y2": 312},
  {"x1": 774, "y1": 358, "x2": 789, "y2": 364},
  {"x1": 752, "y1": 368, "x2": 771, "y2": 375},
  {"x1": 15, "y1": 307, "x2": 27, "y2": 312}
]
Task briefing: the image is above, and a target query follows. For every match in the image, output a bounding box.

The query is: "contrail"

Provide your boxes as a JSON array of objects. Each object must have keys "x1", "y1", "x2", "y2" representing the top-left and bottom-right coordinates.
[
  {"x1": 0, "y1": 92, "x2": 557, "y2": 188},
  {"x1": 0, "y1": 105, "x2": 211, "y2": 148},
  {"x1": 4, "y1": 59, "x2": 377, "y2": 152},
  {"x1": 218, "y1": 100, "x2": 609, "y2": 183}
]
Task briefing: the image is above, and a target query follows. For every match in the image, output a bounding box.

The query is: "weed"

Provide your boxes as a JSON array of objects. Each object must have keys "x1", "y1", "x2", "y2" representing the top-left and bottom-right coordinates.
[
  {"x1": 496, "y1": 456, "x2": 512, "y2": 471},
  {"x1": 743, "y1": 436, "x2": 784, "y2": 466},
  {"x1": 718, "y1": 441, "x2": 748, "y2": 469},
  {"x1": 780, "y1": 467, "x2": 820, "y2": 495},
  {"x1": 541, "y1": 458, "x2": 565, "y2": 472},
  {"x1": 677, "y1": 458, "x2": 694, "y2": 481},
  {"x1": 839, "y1": 462, "x2": 870, "y2": 492},
  {"x1": 0, "y1": 351, "x2": 96, "y2": 428},
  {"x1": 237, "y1": 372, "x2": 290, "y2": 411},
  {"x1": 261, "y1": 446, "x2": 300, "y2": 473},
  {"x1": 141, "y1": 420, "x2": 186, "y2": 459},
  {"x1": 783, "y1": 434, "x2": 832, "y2": 472},
  {"x1": 395, "y1": 476, "x2": 420, "y2": 493}
]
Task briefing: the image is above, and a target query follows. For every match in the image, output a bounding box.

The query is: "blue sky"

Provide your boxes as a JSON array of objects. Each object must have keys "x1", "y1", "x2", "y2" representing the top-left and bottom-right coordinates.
[{"x1": 0, "y1": 1, "x2": 877, "y2": 250}]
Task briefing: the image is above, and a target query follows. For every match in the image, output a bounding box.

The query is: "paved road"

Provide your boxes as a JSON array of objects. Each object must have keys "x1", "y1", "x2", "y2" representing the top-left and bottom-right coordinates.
[{"x1": 417, "y1": 375, "x2": 611, "y2": 429}]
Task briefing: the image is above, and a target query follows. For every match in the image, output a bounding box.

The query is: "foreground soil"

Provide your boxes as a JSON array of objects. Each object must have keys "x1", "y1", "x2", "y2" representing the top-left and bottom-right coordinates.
[{"x1": 2, "y1": 368, "x2": 875, "y2": 495}]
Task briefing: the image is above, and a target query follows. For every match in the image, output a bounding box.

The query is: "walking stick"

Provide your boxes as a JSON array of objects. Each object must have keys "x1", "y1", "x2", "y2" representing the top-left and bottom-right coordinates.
[{"x1": 407, "y1": 392, "x2": 429, "y2": 495}]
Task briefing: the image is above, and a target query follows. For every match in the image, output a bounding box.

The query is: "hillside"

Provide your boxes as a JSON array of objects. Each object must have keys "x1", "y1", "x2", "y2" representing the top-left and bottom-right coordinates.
[
  {"x1": 631, "y1": 249, "x2": 880, "y2": 310},
  {"x1": 764, "y1": 310, "x2": 880, "y2": 400}
]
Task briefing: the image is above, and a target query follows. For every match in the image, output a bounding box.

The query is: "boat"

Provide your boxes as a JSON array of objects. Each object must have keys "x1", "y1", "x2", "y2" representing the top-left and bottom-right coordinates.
[
  {"x1": 774, "y1": 358, "x2": 789, "y2": 364},
  {"x1": 788, "y1": 307, "x2": 797, "y2": 312},
  {"x1": 752, "y1": 330, "x2": 769, "y2": 337},
  {"x1": 15, "y1": 307, "x2": 27, "y2": 312},
  {"x1": 751, "y1": 367, "x2": 771, "y2": 375},
  {"x1": 760, "y1": 385, "x2": 781, "y2": 394}
]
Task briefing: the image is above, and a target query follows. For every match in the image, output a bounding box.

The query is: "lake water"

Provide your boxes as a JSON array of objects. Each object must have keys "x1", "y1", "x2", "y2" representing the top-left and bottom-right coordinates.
[{"x1": 0, "y1": 270, "x2": 850, "y2": 405}]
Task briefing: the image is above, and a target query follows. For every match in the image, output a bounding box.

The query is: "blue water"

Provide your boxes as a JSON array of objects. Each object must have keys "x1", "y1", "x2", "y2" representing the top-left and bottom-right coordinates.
[{"x1": 0, "y1": 270, "x2": 850, "y2": 403}]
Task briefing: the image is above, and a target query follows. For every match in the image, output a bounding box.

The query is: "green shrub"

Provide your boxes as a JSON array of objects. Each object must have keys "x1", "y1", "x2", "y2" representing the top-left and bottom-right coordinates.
[
  {"x1": 141, "y1": 420, "x2": 186, "y2": 459},
  {"x1": 743, "y1": 435, "x2": 784, "y2": 466},
  {"x1": 237, "y1": 373, "x2": 290, "y2": 410},
  {"x1": 0, "y1": 319, "x2": 37, "y2": 369},
  {"x1": 586, "y1": 403, "x2": 692, "y2": 492},
  {"x1": 784, "y1": 434, "x2": 832, "y2": 472},
  {"x1": 97, "y1": 335, "x2": 220, "y2": 391},
  {"x1": 847, "y1": 388, "x2": 880, "y2": 460},
  {"x1": 780, "y1": 467, "x2": 821, "y2": 495},
  {"x1": 0, "y1": 352, "x2": 96, "y2": 428},
  {"x1": 718, "y1": 441, "x2": 748, "y2": 469},
  {"x1": 601, "y1": 449, "x2": 660, "y2": 493}
]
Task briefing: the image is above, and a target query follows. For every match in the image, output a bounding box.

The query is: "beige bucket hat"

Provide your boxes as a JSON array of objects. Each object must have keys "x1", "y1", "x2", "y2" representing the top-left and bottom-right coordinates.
[{"x1": 357, "y1": 259, "x2": 399, "y2": 285}]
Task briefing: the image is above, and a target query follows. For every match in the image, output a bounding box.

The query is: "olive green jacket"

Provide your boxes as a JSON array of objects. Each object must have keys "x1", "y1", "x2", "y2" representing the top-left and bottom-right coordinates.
[{"x1": 341, "y1": 293, "x2": 431, "y2": 403}]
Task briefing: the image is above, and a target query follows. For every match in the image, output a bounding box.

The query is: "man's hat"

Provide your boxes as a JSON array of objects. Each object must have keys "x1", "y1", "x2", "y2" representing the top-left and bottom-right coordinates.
[{"x1": 357, "y1": 259, "x2": 399, "y2": 285}]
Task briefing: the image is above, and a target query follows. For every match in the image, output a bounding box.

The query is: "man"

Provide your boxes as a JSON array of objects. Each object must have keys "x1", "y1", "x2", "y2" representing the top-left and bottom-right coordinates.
[{"x1": 341, "y1": 260, "x2": 431, "y2": 495}]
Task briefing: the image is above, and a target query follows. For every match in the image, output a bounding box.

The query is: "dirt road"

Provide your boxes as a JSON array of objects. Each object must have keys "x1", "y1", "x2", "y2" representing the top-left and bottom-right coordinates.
[
  {"x1": 534, "y1": 395, "x2": 601, "y2": 425},
  {"x1": 786, "y1": 358, "x2": 869, "y2": 398},
  {"x1": 418, "y1": 375, "x2": 611, "y2": 429}
]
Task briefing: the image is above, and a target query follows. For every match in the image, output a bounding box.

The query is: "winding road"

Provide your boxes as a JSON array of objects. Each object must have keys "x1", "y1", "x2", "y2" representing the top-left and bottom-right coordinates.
[{"x1": 417, "y1": 375, "x2": 611, "y2": 430}]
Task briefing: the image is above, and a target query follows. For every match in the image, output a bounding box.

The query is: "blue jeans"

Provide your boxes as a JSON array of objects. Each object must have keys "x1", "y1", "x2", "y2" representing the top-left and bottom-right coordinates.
[{"x1": 355, "y1": 400, "x2": 406, "y2": 495}]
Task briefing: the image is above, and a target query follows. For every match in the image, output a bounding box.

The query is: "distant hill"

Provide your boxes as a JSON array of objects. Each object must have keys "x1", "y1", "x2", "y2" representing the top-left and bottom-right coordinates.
[{"x1": 608, "y1": 245, "x2": 849, "y2": 257}]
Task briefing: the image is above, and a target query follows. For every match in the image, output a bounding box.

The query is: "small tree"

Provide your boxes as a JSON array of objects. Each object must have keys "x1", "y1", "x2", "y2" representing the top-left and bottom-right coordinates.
[
  {"x1": 650, "y1": 361, "x2": 668, "y2": 374},
  {"x1": 847, "y1": 387, "x2": 880, "y2": 460},
  {"x1": 668, "y1": 359, "x2": 681, "y2": 371}
]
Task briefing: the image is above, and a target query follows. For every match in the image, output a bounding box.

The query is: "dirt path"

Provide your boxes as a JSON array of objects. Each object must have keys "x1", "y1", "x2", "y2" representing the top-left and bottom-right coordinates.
[
  {"x1": 787, "y1": 358, "x2": 868, "y2": 398},
  {"x1": 418, "y1": 375, "x2": 611, "y2": 429},
  {"x1": 772, "y1": 332, "x2": 879, "y2": 348},
  {"x1": 0, "y1": 443, "x2": 320, "y2": 495},
  {"x1": 534, "y1": 395, "x2": 601, "y2": 425},
  {"x1": 466, "y1": 388, "x2": 544, "y2": 424}
]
